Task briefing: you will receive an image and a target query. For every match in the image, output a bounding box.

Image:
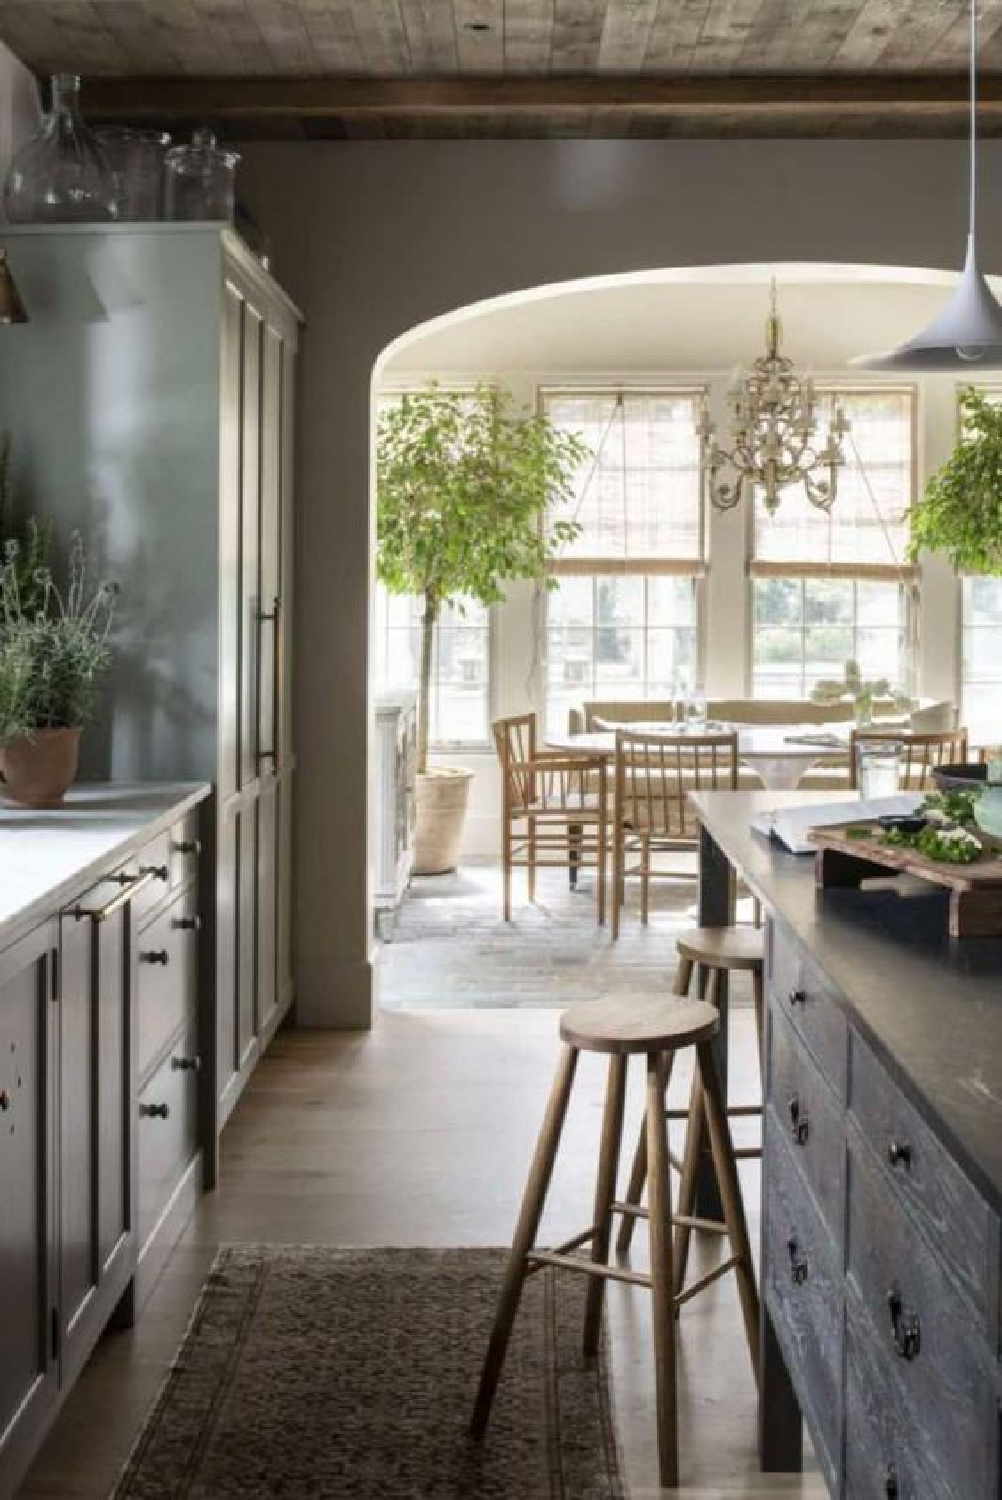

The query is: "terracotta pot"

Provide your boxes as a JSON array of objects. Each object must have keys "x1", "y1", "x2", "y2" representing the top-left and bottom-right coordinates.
[
  {"x1": 413, "y1": 767, "x2": 473, "y2": 875},
  {"x1": 0, "y1": 727, "x2": 82, "y2": 808}
]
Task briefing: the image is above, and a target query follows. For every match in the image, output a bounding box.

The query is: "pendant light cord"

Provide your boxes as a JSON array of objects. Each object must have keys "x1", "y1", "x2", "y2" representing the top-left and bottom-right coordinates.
[{"x1": 970, "y1": 0, "x2": 978, "y2": 243}]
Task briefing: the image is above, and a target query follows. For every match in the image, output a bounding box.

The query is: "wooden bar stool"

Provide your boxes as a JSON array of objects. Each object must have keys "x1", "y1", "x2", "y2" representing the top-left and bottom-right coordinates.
[
  {"x1": 616, "y1": 926, "x2": 765, "y2": 1289},
  {"x1": 470, "y1": 993, "x2": 760, "y2": 1489}
]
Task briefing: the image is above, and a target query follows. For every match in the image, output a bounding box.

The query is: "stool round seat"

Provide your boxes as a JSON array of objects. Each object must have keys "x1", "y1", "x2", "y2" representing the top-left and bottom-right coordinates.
[
  {"x1": 676, "y1": 925, "x2": 764, "y2": 972},
  {"x1": 559, "y1": 995, "x2": 719, "y2": 1055}
]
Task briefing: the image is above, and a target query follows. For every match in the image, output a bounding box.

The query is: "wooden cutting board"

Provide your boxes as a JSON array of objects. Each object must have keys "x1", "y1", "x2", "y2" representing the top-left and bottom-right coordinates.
[{"x1": 809, "y1": 821, "x2": 1002, "y2": 938}]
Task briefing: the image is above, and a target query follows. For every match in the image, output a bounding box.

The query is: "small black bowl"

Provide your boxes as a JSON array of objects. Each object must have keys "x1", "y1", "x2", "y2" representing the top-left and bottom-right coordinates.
[
  {"x1": 877, "y1": 814, "x2": 928, "y2": 835},
  {"x1": 931, "y1": 762, "x2": 988, "y2": 792}
]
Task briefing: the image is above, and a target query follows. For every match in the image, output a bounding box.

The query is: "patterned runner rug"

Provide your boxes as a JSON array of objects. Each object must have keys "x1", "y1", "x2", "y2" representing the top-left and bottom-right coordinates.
[{"x1": 113, "y1": 1245, "x2": 626, "y2": 1499}]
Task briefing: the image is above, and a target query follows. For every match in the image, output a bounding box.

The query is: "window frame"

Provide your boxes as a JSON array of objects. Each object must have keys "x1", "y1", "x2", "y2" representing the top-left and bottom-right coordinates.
[
  {"x1": 745, "y1": 383, "x2": 919, "y2": 697},
  {"x1": 538, "y1": 383, "x2": 709, "y2": 732},
  {"x1": 955, "y1": 383, "x2": 1002, "y2": 747}
]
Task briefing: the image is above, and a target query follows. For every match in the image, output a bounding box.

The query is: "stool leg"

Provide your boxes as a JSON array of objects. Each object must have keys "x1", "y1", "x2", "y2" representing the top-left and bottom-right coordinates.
[
  {"x1": 583, "y1": 1054, "x2": 628, "y2": 1356},
  {"x1": 646, "y1": 1049, "x2": 679, "y2": 1489},
  {"x1": 672, "y1": 1065, "x2": 704, "y2": 1300},
  {"x1": 528, "y1": 816, "x2": 537, "y2": 903},
  {"x1": 697, "y1": 1039, "x2": 761, "y2": 1377},
  {"x1": 640, "y1": 836, "x2": 651, "y2": 926},
  {"x1": 751, "y1": 965, "x2": 765, "y2": 1078},
  {"x1": 471, "y1": 1044, "x2": 579, "y2": 1437},
  {"x1": 615, "y1": 955, "x2": 692, "y2": 1256}
]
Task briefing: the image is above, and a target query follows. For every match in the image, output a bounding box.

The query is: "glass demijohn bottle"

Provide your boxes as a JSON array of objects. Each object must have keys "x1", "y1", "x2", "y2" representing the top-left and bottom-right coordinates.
[{"x1": 4, "y1": 74, "x2": 119, "y2": 224}]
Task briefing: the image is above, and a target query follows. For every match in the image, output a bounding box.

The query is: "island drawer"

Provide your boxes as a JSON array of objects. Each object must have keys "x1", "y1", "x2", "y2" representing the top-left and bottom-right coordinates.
[
  {"x1": 768, "y1": 1003, "x2": 845, "y2": 1240},
  {"x1": 845, "y1": 1295, "x2": 953, "y2": 1500},
  {"x1": 135, "y1": 886, "x2": 199, "y2": 1082},
  {"x1": 846, "y1": 1140, "x2": 995, "y2": 1497},
  {"x1": 168, "y1": 812, "x2": 201, "y2": 892},
  {"x1": 849, "y1": 1030, "x2": 999, "y2": 1332},
  {"x1": 136, "y1": 1020, "x2": 200, "y2": 1253},
  {"x1": 764, "y1": 1123, "x2": 842, "y2": 1490},
  {"x1": 768, "y1": 923, "x2": 847, "y2": 1101}
]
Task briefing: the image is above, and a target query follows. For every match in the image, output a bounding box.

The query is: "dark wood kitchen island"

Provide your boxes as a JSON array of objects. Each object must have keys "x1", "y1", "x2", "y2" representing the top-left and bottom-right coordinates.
[{"x1": 692, "y1": 790, "x2": 1002, "y2": 1500}]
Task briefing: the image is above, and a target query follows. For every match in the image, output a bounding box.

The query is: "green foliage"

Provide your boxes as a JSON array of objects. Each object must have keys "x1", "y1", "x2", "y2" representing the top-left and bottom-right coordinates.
[
  {"x1": 0, "y1": 534, "x2": 118, "y2": 739},
  {"x1": 909, "y1": 387, "x2": 1002, "y2": 575},
  {"x1": 376, "y1": 383, "x2": 588, "y2": 768},
  {"x1": 0, "y1": 432, "x2": 51, "y2": 616}
]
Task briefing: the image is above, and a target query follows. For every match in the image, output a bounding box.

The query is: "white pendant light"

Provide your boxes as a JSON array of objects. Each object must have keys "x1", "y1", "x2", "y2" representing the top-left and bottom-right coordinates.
[{"x1": 853, "y1": 0, "x2": 1002, "y2": 370}]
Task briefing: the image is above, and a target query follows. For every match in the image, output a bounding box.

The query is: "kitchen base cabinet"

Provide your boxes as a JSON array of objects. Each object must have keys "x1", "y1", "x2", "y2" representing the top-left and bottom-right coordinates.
[
  {"x1": 0, "y1": 786, "x2": 209, "y2": 1500},
  {"x1": 0, "y1": 925, "x2": 58, "y2": 1500}
]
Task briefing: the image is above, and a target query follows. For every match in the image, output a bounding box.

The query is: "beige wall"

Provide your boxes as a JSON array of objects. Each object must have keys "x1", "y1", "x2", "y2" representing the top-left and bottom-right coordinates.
[{"x1": 238, "y1": 138, "x2": 1002, "y2": 1027}]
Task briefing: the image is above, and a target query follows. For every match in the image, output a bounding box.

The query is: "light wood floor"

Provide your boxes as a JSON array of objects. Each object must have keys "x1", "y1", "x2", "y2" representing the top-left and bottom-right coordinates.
[{"x1": 21, "y1": 1003, "x2": 826, "y2": 1498}]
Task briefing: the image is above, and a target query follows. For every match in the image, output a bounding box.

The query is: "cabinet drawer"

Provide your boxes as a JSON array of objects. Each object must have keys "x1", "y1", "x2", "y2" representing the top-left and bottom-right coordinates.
[
  {"x1": 169, "y1": 812, "x2": 201, "y2": 892},
  {"x1": 845, "y1": 1296, "x2": 953, "y2": 1500},
  {"x1": 768, "y1": 1003, "x2": 845, "y2": 1240},
  {"x1": 849, "y1": 1030, "x2": 999, "y2": 1334},
  {"x1": 768, "y1": 922, "x2": 847, "y2": 1101},
  {"x1": 117, "y1": 831, "x2": 173, "y2": 926},
  {"x1": 136, "y1": 1022, "x2": 200, "y2": 1252},
  {"x1": 764, "y1": 1121, "x2": 843, "y2": 1489},
  {"x1": 135, "y1": 887, "x2": 199, "y2": 1081},
  {"x1": 846, "y1": 1140, "x2": 995, "y2": 1498}
]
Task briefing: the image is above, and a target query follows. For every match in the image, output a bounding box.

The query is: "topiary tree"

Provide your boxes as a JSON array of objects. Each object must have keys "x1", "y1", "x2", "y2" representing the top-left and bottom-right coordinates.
[
  {"x1": 376, "y1": 383, "x2": 588, "y2": 772},
  {"x1": 910, "y1": 387, "x2": 1002, "y2": 575}
]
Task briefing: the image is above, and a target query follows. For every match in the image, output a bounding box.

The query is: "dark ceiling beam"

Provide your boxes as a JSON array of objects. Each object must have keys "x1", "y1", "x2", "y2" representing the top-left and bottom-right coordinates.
[{"x1": 83, "y1": 72, "x2": 1002, "y2": 124}]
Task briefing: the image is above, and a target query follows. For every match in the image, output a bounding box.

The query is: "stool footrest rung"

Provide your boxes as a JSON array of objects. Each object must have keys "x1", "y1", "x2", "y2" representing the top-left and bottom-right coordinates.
[
  {"x1": 674, "y1": 1254, "x2": 741, "y2": 1307},
  {"x1": 665, "y1": 1103, "x2": 761, "y2": 1120},
  {"x1": 671, "y1": 1213, "x2": 729, "y2": 1235},
  {"x1": 733, "y1": 1146, "x2": 763, "y2": 1160},
  {"x1": 526, "y1": 1248, "x2": 653, "y2": 1289},
  {"x1": 523, "y1": 1225, "x2": 599, "y2": 1275}
]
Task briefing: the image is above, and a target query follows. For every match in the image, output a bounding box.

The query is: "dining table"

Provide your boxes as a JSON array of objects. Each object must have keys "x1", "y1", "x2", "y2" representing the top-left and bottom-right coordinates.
[{"x1": 550, "y1": 720, "x2": 852, "y2": 792}]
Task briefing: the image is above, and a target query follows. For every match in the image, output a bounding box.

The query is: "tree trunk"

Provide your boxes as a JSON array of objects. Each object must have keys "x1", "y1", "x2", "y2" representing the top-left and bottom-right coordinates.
[{"x1": 417, "y1": 591, "x2": 439, "y2": 774}]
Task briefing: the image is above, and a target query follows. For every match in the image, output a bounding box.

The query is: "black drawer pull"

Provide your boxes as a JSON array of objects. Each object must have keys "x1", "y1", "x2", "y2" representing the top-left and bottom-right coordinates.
[
  {"x1": 174, "y1": 839, "x2": 201, "y2": 856},
  {"x1": 887, "y1": 1288, "x2": 921, "y2": 1360},
  {"x1": 887, "y1": 1139, "x2": 912, "y2": 1169},
  {"x1": 787, "y1": 1236, "x2": 809, "y2": 1284},
  {"x1": 788, "y1": 987, "x2": 807, "y2": 1007},
  {"x1": 140, "y1": 949, "x2": 170, "y2": 966},
  {"x1": 0, "y1": 1089, "x2": 9, "y2": 1112},
  {"x1": 884, "y1": 1464, "x2": 899, "y2": 1498},
  {"x1": 140, "y1": 1102, "x2": 170, "y2": 1120},
  {"x1": 173, "y1": 915, "x2": 201, "y2": 932},
  {"x1": 170, "y1": 1055, "x2": 200, "y2": 1072},
  {"x1": 787, "y1": 1094, "x2": 810, "y2": 1146},
  {"x1": 140, "y1": 863, "x2": 170, "y2": 882}
]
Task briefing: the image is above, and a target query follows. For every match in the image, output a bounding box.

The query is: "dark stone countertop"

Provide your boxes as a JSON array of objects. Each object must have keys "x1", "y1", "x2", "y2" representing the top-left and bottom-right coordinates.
[{"x1": 692, "y1": 790, "x2": 1002, "y2": 1215}]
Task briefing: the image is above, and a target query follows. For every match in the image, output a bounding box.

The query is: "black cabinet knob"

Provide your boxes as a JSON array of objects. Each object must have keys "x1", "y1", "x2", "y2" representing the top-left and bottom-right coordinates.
[
  {"x1": 887, "y1": 1288, "x2": 921, "y2": 1360},
  {"x1": 173, "y1": 915, "x2": 201, "y2": 932},
  {"x1": 141, "y1": 863, "x2": 169, "y2": 882},
  {"x1": 140, "y1": 949, "x2": 170, "y2": 966},
  {"x1": 788, "y1": 987, "x2": 807, "y2": 1007},
  {"x1": 884, "y1": 1464, "x2": 899, "y2": 1498},
  {"x1": 173, "y1": 839, "x2": 201, "y2": 856},
  {"x1": 0, "y1": 1089, "x2": 9, "y2": 1112},
  {"x1": 787, "y1": 1237, "x2": 809, "y2": 1284},
  {"x1": 788, "y1": 1094, "x2": 810, "y2": 1146},
  {"x1": 887, "y1": 1140, "x2": 912, "y2": 1169},
  {"x1": 140, "y1": 1102, "x2": 170, "y2": 1120},
  {"x1": 170, "y1": 1055, "x2": 201, "y2": 1073}
]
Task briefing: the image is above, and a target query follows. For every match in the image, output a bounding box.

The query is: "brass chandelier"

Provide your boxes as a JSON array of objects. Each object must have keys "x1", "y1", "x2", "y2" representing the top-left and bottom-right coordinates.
[{"x1": 697, "y1": 282, "x2": 849, "y2": 516}]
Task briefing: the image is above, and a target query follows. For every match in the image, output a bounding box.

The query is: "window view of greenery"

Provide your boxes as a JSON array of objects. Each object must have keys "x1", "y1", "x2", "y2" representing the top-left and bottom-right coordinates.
[
  {"x1": 751, "y1": 389, "x2": 914, "y2": 699},
  {"x1": 542, "y1": 389, "x2": 703, "y2": 735},
  {"x1": 373, "y1": 588, "x2": 490, "y2": 746},
  {"x1": 962, "y1": 576, "x2": 1002, "y2": 746}
]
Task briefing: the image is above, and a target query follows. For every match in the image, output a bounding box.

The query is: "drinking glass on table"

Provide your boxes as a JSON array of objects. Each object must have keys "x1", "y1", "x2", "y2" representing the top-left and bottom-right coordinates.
[
  {"x1": 686, "y1": 686, "x2": 708, "y2": 733},
  {"x1": 857, "y1": 742, "x2": 902, "y2": 800}
]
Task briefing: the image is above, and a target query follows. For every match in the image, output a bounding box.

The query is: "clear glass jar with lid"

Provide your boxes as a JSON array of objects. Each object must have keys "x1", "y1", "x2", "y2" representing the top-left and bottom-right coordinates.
[
  {"x1": 4, "y1": 74, "x2": 119, "y2": 223},
  {"x1": 95, "y1": 127, "x2": 171, "y2": 221},
  {"x1": 165, "y1": 129, "x2": 240, "y2": 222}
]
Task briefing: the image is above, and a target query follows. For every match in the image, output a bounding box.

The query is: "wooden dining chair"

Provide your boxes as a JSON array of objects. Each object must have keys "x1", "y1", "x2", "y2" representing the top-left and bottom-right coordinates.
[
  {"x1": 612, "y1": 729, "x2": 739, "y2": 939},
  {"x1": 849, "y1": 727, "x2": 969, "y2": 791},
  {"x1": 493, "y1": 713, "x2": 608, "y2": 923}
]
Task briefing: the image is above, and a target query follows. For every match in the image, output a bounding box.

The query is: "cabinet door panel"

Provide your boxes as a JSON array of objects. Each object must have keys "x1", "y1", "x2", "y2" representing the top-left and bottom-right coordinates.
[
  {"x1": 280, "y1": 343, "x2": 295, "y2": 765},
  {"x1": 96, "y1": 908, "x2": 129, "y2": 1275},
  {"x1": 58, "y1": 912, "x2": 96, "y2": 1343},
  {"x1": 219, "y1": 283, "x2": 243, "y2": 803},
  {"x1": 237, "y1": 804, "x2": 258, "y2": 1064},
  {"x1": 239, "y1": 307, "x2": 262, "y2": 792},
  {"x1": 216, "y1": 808, "x2": 238, "y2": 1094},
  {"x1": 257, "y1": 777, "x2": 278, "y2": 1033},
  {"x1": 258, "y1": 325, "x2": 282, "y2": 774},
  {"x1": 0, "y1": 926, "x2": 57, "y2": 1483},
  {"x1": 278, "y1": 771, "x2": 294, "y2": 1005}
]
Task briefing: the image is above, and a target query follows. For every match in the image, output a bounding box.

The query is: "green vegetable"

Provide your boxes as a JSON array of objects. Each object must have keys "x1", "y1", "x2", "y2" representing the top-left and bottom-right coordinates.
[
  {"x1": 919, "y1": 789, "x2": 981, "y2": 826},
  {"x1": 880, "y1": 822, "x2": 983, "y2": 864}
]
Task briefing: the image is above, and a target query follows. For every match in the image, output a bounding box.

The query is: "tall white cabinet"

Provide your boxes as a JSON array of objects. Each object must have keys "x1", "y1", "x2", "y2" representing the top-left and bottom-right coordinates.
[{"x1": 0, "y1": 224, "x2": 301, "y2": 1171}]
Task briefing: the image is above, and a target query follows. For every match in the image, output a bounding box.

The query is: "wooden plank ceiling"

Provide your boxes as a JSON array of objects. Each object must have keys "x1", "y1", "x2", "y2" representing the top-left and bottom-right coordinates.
[{"x1": 2, "y1": 0, "x2": 1002, "y2": 138}]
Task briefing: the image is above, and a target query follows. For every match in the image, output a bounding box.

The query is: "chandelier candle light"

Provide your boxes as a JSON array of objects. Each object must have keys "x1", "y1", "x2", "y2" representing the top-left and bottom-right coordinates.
[{"x1": 697, "y1": 281, "x2": 849, "y2": 516}]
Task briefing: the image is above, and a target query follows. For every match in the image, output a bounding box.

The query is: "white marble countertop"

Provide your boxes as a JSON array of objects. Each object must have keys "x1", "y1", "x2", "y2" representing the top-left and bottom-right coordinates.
[{"x1": 0, "y1": 781, "x2": 211, "y2": 948}]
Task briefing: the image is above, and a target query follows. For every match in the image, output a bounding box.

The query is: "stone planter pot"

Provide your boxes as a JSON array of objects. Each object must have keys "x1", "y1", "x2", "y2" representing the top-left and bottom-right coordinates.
[
  {"x1": 0, "y1": 726, "x2": 82, "y2": 808},
  {"x1": 413, "y1": 767, "x2": 473, "y2": 875}
]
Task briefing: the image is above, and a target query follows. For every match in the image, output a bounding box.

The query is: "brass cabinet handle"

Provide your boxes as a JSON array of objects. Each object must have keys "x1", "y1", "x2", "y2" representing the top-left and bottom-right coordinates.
[
  {"x1": 70, "y1": 867, "x2": 160, "y2": 923},
  {"x1": 140, "y1": 1102, "x2": 170, "y2": 1120},
  {"x1": 140, "y1": 949, "x2": 170, "y2": 966},
  {"x1": 170, "y1": 1055, "x2": 200, "y2": 1072}
]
